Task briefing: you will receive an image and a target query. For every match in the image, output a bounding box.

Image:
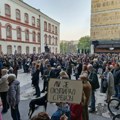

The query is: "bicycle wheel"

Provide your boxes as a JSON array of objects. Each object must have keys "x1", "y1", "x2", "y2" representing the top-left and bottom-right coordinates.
[
  {"x1": 108, "y1": 98, "x2": 120, "y2": 116},
  {"x1": 113, "y1": 114, "x2": 120, "y2": 120}
]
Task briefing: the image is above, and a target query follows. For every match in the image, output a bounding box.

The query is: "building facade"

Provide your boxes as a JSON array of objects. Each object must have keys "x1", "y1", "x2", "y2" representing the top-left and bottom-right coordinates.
[
  {"x1": 91, "y1": 0, "x2": 120, "y2": 53},
  {"x1": 0, "y1": 0, "x2": 60, "y2": 54}
]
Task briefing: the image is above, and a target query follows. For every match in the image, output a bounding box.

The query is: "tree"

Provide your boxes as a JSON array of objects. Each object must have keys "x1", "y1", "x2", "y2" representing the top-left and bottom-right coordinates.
[
  {"x1": 60, "y1": 41, "x2": 68, "y2": 54},
  {"x1": 77, "y1": 36, "x2": 91, "y2": 53}
]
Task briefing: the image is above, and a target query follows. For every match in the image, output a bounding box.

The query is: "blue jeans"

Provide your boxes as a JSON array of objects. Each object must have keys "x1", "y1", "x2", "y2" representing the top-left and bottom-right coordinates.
[{"x1": 90, "y1": 90, "x2": 95, "y2": 110}]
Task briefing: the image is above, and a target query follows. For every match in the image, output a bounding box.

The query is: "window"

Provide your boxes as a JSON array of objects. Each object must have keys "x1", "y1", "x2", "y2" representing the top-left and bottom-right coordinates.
[
  {"x1": 44, "y1": 34, "x2": 47, "y2": 44},
  {"x1": 17, "y1": 46, "x2": 22, "y2": 54},
  {"x1": 25, "y1": 30, "x2": 29, "y2": 41},
  {"x1": 49, "y1": 35, "x2": 51, "y2": 45},
  {"x1": 37, "y1": 19, "x2": 40, "y2": 27},
  {"x1": 7, "y1": 45, "x2": 12, "y2": 54},
  {"x1": 0, "y1": 23, "x2": 1, "y2": 38},
  {"x1": 44, "y1": 21, "x2": 47, "y2": 31},
  {"x1": 32, "y1": 31, "x2": 36, "y2": 42},
  {"x1": 6, "y1": 25, "x2": 12, "y2": 38},
  {"x1": 5, "y1": 4, "x2": 11, "y2": 16},
  {"x1": 48, "y1": 23, "x2": 51, "y2": 32},
  {"x1": 26, "y1": 46, "x2": 29, "y2": 54},
  {"x1": 52, "y1": 36, "x2": 54, "y2": 45},
  {"x1": 55, "y1": 26, "x2": 57, "y2": 34},
  {"x1": 52, "y1": 25, "x2": 54, "y2": 33},
  {"x1": 38, "y1": 47, "x2": 41, "y2": 54},
  {"x1": 16, "y1": 9, "x2": 20, "y2": 20},
  {"x1": 55, "y1": 37, "x2": 58, "y2": 45},
  {"x1": 24, "y1": 13, "x2": 29, "y2": 23},
  {"x1": 33, "y1": 47, "x2": 36, "y2": 54},
  {"x1": 17, "y1": 27, "x2": 21, "y2": 39},
  {"x1": 37, "y1": 33, "x2": 40, "y2": 42},
  {"x1": 32, "y1": 16, "x2": 35, "y2": 26}
]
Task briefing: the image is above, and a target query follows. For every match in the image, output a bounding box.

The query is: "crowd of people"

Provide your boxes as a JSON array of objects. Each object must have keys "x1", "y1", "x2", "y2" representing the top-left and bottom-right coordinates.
[{"x1": 0, "y1": 53, "x2": 120, "y2": 120}]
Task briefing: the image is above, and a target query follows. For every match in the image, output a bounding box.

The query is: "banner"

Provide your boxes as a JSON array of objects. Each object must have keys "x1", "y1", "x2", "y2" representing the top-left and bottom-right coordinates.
[{"x1": 47, "y1": 79, "x2": 83, "y2": 104}]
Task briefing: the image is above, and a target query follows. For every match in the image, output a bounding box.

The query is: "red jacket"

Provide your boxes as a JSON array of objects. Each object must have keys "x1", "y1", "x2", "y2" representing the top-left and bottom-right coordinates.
[{"x1": 70, "y1": 103, "x2": 82, "y2": 120}]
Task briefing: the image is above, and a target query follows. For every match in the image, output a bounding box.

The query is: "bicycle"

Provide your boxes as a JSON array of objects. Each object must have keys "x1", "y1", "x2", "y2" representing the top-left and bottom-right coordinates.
[{"x1": 108, "y1": 98, "x2": 120, "y2": 120}]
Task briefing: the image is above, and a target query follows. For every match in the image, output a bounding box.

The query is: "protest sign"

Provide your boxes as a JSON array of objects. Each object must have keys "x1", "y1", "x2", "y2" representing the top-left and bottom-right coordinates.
[{"x1": 47, "y1": 79, "x2": 83, "y2": 104}]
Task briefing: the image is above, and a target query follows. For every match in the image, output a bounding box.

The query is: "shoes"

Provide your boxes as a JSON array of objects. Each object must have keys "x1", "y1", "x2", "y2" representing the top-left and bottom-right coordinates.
[{"x1": 89, "y1": 109, "x2": 95, "y2": 113}]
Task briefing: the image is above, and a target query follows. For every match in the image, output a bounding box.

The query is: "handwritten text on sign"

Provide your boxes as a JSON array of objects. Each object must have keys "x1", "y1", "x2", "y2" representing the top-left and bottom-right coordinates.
[{"x1": 48, "y1": 79, "x2": 83, "y2": 104}]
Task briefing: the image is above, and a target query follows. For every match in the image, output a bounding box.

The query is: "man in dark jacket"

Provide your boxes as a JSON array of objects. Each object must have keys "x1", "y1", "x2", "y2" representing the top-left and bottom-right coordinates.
[
  {"x1": 88, "y1": 64, "x2": 99, "y2": 112},
  {"x1": 113, "y1": 63, "x2": 120, "y2": 99}
]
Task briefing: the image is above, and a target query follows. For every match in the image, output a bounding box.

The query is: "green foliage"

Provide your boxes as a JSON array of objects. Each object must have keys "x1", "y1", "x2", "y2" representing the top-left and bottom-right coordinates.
[
  {"x1": 77, "y1": 36, "x2": 91, "y2": 50},
  {"x1": 60, "y1": 41, "x2": 68, "y2": 54}
]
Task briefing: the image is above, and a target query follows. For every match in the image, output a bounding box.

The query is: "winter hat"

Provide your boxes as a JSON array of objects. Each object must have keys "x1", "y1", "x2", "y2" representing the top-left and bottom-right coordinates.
[{"x1": 7, "y1": 74, "x2": 16, "y2": 83}]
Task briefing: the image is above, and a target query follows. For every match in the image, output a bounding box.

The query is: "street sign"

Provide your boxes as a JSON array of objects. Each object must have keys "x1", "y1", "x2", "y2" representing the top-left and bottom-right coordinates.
[{"x1": 47, "y1": 79, "x2": 83, "y2": 104}]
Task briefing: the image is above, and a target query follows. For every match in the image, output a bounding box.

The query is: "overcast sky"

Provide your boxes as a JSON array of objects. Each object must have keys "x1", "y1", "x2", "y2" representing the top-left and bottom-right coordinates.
[{"x1": 24, "y1": 0, "x2": 91, "y2": 41}]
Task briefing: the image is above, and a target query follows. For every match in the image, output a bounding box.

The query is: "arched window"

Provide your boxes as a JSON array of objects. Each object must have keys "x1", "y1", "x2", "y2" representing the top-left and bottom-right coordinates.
[
  {"x1": 49, "y1": 35, "x2": 51, "y2": 45},
  {"x1": 24, "y1": 13, "x2": 29, "y2": 23},
  {"x1": 55, "y1": 37, "x2": 58, "y2": 45},
  {"x1": 55, "y1": 48, "x2": 57, "y2": 53},
  {"x1": 48, "y1": 23, "x2": 51, "y2": 32},
  {"x1": 44, "y1": 34, "x2": 47, "y2": 44},
  {"x1": 33, "y1": 47, "x2": 36, "y2": 54},
  {"x1": 26, "y1": 46, "x2": 29, "y2": 54},
  {"x1": 17, "y1": 27, "x2": 21, "y2": 39},
  {"x1": 37, "y1": 33, "x2": 40, "y2": 43},
  {"x1": 25, "y1": 29, "x2": 29, "y2": 41},
  {"x1": 37, "y1": 19, "x2": 40, "y2": 27},
  {"x1": 6, "y1": 25, "x2": 12, "y2": 38},
  {"x1": 16, "y1": 9, "x2": 20, "y2": 20},
  {"x1": 5, "y1": 4, "x2": 11, "y2": 16},
  {"x1": 55, "y1": 26, "x2": 57, "y2": 34},
  {"x1": 7, "y1": 45, "x2": 12, "y2": 54},
  {"x1": 0, "y1": 23, "x2": 1, "y2": 38},
  {"x1": 52, "y1": 25, "x2": 54, "y2": 33},
  {"x1": 32, "y1": 31, "x2": 36, "y2": 42},
  {"x1": 32, "y1": 16, "x2": 35, "y2": 26},
  {"x1": 17, "y1": 46, "x2": 22, "y2": 54},
  {"x1": 52, "y1": 36, "x2": 54, "y2": 45},
  {"x1": 44, "y1": 21, "x2": 47, "y2": 31},
  {"x1": 38, "y1": 47, "x2": 41, "y2": 54}
]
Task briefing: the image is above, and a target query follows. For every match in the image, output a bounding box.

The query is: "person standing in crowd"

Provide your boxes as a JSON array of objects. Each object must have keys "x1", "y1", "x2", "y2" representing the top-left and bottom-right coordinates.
[
  {"x1": 7, "y1": 74, "x2": 20, "y2": 120},
  {"x1": 31, "y1": 64, "x2": 41, "y2": 98},
  {"x1": 13, "y1": 59, "x2": 19, "y2": 78},
  {"x1": 87, "y1": 64, "x2": 99, "y2": 113},
  {"x1": 113, "y1": 63, "x2": 120, "y2": 99},
  {"x1": 80, "y1": 74, "x2": 91, "y2": 120},
  {"x1": 106, "y1": 66, "x2": 115, "y2": 102},
  {"x1": 7, "y1": 74, "x2": 21, "y2": 120},
  {"x1": 0, "y1": 69, "x2": 9, "y2": 113}
]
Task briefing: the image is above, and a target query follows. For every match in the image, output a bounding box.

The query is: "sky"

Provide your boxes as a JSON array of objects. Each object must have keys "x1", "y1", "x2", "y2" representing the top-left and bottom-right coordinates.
[{"x1": 24, "y1": 0, "x2": 91, "y2": 41}]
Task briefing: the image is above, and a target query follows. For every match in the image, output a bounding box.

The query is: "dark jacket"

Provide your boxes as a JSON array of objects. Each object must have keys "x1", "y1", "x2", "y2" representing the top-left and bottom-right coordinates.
[
  {"x1": 32, "y1": 69, "x2": 40, "y2": 85},
  {"x1": 88, "y1": 71, "x2": 99, "y2": 90}
]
